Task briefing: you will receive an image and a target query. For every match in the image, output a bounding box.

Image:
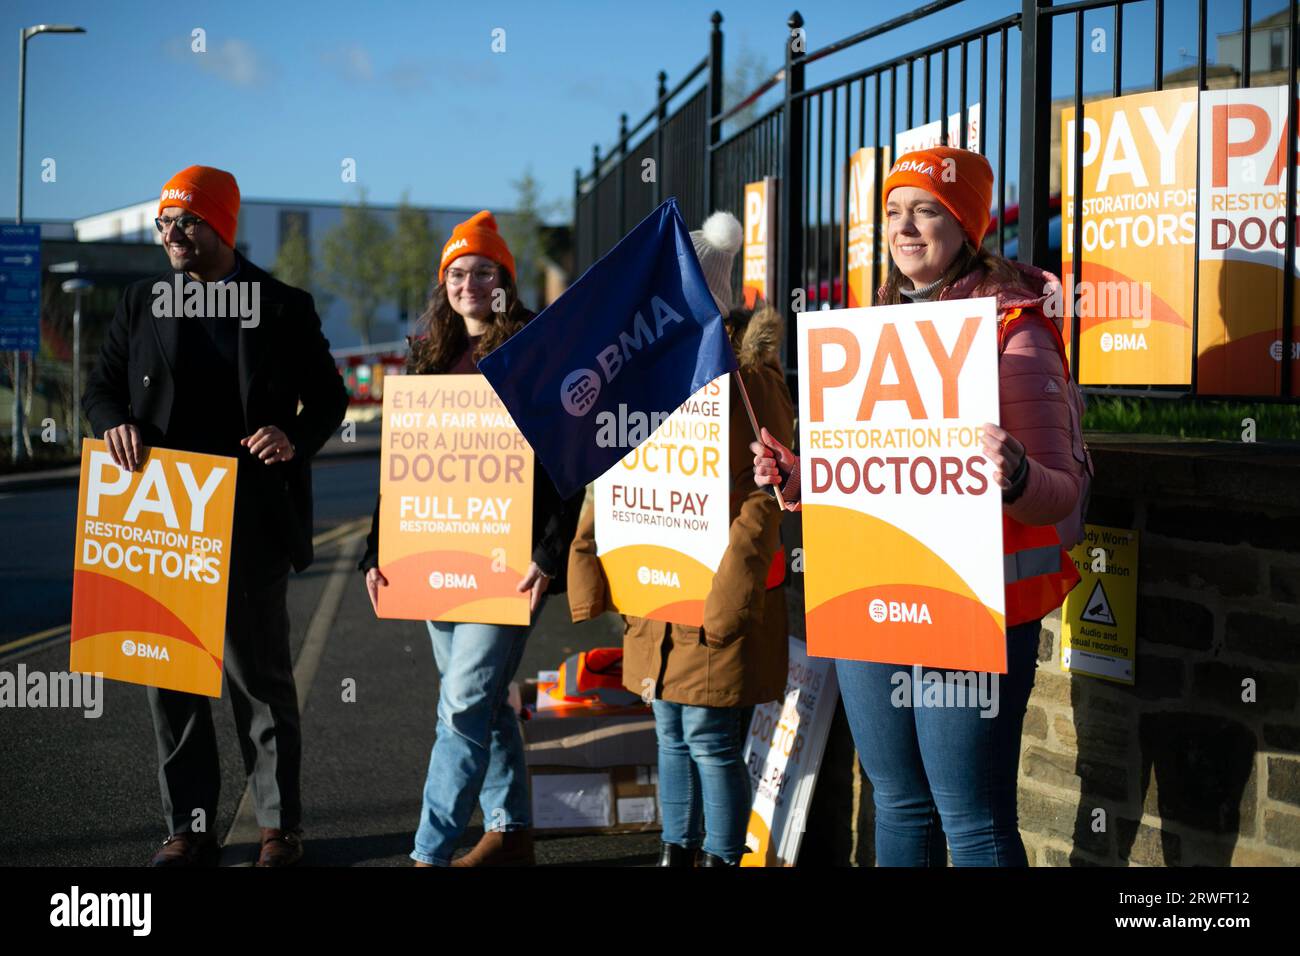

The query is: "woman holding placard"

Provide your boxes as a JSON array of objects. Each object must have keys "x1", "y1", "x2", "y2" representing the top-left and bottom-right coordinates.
[
  {"x1": 568, "y1": 211, "x2": 795, "y2": 867},
  {"x1": 752, "y1": 146, "x2": 1089, "y2": 866},
  {"x1": 359, "y1": 211, "x2": 584, "y2": 867}
]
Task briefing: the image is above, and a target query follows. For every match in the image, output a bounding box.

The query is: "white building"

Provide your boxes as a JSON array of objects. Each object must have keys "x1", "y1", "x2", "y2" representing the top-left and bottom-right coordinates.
[
  {"x1": 1216, "y1": 8, "x2": 1299, "y2": 78},
  {"x1": 74, "y1": 198, "x2": 507, "y2": 350}
]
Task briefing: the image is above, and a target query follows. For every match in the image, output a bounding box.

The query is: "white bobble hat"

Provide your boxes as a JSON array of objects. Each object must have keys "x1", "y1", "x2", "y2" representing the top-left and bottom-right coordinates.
[{"x1": 690, "y1": 210, "x2": 743, "y2": 315}]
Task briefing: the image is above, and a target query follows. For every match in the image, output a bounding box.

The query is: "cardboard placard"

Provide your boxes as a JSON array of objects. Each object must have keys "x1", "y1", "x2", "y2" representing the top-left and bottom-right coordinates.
[
  {"x1": 797, "y1": 299, "x2": 1006, "y2": 671},
  {"x1": 70, "y1": 441, "x2": 236, "y2": 697},
  {"x1": 378, "y1": 374, "x2": 534, "y2": 625},
  {"x1": 742, "y1": 637, "x2": 840, "y2": 867},
  {"x1": 896, "y1": 104, "x2": 982, "y2": 156},
  {"x1": 1061, "y1": 88, "x2": 1198, "y2": 385},
  {"x1": 1196, "y1": 85, "x2": 1300, "y2": 396},
  {"x1": 593, "y1": 377, "x2": 730, "y2": 626},
  {"x1": 846, "y1": 147, "x2": 891, "y2": 308},
  {"x1": 743, "y1": 178, "x2": 778, "y2": 308}
]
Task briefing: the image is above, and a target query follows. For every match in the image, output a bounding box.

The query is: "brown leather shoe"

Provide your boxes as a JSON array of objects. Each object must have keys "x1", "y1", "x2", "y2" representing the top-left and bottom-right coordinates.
[
  {"x1": 449, "y1": 828, "x2": 535, "y2": 867},
  {"x1": 255, "y1": 828, "x2": 304, "y2": 867},
  {"x1": 147, "y1": 831, "x2": 218, "y2": 867}
]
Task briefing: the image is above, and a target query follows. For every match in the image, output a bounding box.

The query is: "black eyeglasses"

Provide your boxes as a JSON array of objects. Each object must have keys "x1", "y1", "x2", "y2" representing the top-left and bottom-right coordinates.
[{"x1": 155, "y1": 214, "x2": 204, "y2": 237}]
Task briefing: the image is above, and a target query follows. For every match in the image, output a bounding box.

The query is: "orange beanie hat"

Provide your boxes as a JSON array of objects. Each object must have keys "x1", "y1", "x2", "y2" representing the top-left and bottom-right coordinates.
[
  {"x1": 438, "y1": 210, "x2": 516, "y2": 283},
  {"x1": 882, "y1": 147, "x2": 993, "y2": 248},
  {"x1": 157, "y1": 165, "x2": 241, "y2": 249}
]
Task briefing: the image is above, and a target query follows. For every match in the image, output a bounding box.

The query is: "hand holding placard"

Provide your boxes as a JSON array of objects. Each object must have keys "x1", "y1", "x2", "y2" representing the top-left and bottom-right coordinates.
[{"x1": 979, "y1": 422, "x2": 1026, "y2": 490}]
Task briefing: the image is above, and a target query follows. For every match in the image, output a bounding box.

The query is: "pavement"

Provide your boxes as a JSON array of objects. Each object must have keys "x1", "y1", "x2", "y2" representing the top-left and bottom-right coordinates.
[{"x1": 0, "y1": 425, "x2": 663, "y2": 867}]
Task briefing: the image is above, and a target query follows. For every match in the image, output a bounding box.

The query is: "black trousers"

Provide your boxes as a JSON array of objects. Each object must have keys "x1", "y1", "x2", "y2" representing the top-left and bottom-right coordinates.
[{"x1": 147, "y1": 531, "x2": 300, "y2": 836}]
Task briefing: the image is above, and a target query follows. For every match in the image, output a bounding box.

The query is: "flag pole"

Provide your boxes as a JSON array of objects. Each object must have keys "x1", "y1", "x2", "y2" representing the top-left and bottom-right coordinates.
[{"x1": 732, "y1": 372, "x2": 786, "y2": 509}]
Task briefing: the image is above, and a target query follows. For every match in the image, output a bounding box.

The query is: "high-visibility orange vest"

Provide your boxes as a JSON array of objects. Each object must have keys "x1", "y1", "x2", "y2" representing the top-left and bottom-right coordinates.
[
  {"x1": 1002, "y1": 514, "x2": 1080, "y2": 626},
  {"x1": 998, "y1": 306, "x2": 1082, "y2": 625}
]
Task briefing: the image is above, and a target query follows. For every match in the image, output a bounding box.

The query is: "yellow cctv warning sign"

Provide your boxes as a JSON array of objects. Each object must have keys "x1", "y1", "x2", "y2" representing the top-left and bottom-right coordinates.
[
  {"x1": 1079, "y1": 579, "x2": 1116, "y2": 626},
  {"x1": 1061, "y1": 525, "x2": 1138, "y2": 684}
]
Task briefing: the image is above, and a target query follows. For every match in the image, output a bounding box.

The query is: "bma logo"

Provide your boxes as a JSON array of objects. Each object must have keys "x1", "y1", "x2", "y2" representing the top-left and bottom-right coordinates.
[
  {"x1": 636, "y1": 566, "x2": 681, "y2": 588},
  {"x1": 428, "y1": 570, "x2": 478, "y2": 590},
  {"x1": 1099, "y1": 331, "x2": 1147, "y2": 352},
  {"x1": 559, "y1": 296, "x2": 693, "y2": 417},
  {"x1": 561, "y1": 368, "x2": 601, "y2": 417},
  {"x1": 121, "y1": 639, "x2": 171, "y2": 661},
  {"x1": 868, "y1": 598, "x2": 932, "y2": 624},
  {"x1": 440, "y1": 237, "x2": 468, "y2": 264},
  {"x1": 890, "y1": 158, "x2": 936, "y2": 178}
]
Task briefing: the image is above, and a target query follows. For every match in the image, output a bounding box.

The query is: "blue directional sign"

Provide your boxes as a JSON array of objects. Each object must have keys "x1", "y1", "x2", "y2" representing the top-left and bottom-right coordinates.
[{"x1": 0, "y1": 224, "x2": 41, "y2": 352}]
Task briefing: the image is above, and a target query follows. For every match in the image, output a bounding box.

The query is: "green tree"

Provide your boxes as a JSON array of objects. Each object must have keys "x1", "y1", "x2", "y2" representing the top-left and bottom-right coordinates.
[
  {"x1": 500, "y1": 167, "x2": 564, "y2": 306},
  {"x1": 387, "y1": 192, "x2": 441, "y2": 324},
  {"x1": 273, "y1": 216, "x2": 313, "y2": 292},
  {"x1": 319, "y1": 188, "x2": 391, "y2": 344}
]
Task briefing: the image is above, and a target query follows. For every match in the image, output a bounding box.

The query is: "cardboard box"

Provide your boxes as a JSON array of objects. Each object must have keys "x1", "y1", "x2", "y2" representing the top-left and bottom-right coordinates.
[
  {"x1": 523, "y1": 711, "x2": 658, "y2": 768},
  {"x1": 522, "y1": 689, "x2": 661, "y2": 834},
  {"x1": 529, "y1": 765, "x2": 660, "y2": 835}
]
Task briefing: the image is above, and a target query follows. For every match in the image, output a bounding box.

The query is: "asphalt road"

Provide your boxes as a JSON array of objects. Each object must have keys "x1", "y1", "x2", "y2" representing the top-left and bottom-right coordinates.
[
  {"x1": 0, "y1": 455, "x2": 384, "y2": 644},
  {"x1": 0, "y1": 448, "x2": 659, "y2": 866}
]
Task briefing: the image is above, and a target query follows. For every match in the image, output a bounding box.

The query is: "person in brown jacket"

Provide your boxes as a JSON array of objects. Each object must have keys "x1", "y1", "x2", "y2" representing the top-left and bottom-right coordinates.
[{"x1": 568, "y1": 211, "x2": 795, "y2": 867}]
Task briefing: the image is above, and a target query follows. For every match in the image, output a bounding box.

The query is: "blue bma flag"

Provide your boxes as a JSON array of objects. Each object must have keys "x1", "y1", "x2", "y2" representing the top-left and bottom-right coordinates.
[{"x1": 478, "y1": 198, "x2": 738, "y2": 499}]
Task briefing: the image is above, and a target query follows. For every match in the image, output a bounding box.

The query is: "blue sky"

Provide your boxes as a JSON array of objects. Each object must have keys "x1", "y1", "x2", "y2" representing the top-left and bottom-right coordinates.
[{"x1": 0, "y1": 0, "x2": 1285, "y2": 225}]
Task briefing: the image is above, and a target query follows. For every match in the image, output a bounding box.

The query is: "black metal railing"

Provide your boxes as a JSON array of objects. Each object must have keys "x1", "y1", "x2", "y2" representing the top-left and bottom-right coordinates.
[{"x1": 573, "y1": 1, "x2": 1300, "y2": 400}]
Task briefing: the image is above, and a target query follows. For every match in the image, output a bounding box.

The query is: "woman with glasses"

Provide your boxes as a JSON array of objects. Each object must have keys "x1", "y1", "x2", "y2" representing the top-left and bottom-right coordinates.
[{"x1": 359, "y1": 210, "x2": 584, "y2": 867}]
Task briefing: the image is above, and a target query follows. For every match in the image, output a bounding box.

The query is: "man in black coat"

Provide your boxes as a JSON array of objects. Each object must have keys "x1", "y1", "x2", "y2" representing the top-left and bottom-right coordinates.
[{"x1": 82, "y1": 165, "x2": 349, "y2": 866}]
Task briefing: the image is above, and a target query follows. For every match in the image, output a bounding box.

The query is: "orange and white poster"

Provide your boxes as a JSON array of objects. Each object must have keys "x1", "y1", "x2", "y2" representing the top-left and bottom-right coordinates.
[
  {"x1": 1061, "y1": 88, "x2": 1198, "y2": 385},
  {"x1": 1197, "y1": 85, "x2": 1300, "y2": 396},
  {"x1": 846, "y1": 146, "x2": 891, "y2": 307},
  {"x1": 742, "y1": 637, "x2": 839, "y2": 867},
  {"x1": 796, "y1": 298, "x2": 1006, "y2": 672},
  {"x1": 594, "y1": 376, "x2": 729, "y2": 626},
  {"x1": 378, "y1": 375, "x2": 534, "y2": 625},
  {"x1": 742, "y1": 179, "x2": 777, "y2": 309},
  {"x1": 70, "y1": 440, "x2": 236, "y2": 698},
  {"x1": 896, "y1": 104, "x2": 982, "y2": 156}
]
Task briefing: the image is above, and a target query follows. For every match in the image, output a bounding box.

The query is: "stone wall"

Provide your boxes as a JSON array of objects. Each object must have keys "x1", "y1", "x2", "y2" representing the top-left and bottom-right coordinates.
[{"x1": 796, "y1": 436, "x2": 1300, "y2": 866}]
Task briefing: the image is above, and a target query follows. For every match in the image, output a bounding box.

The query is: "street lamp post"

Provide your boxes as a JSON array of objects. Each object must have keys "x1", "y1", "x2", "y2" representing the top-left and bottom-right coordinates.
[
  {"x1": 12, "y1": 23, "x2": 85, "y2": 462},
  {"x1": 60, "y1": 277, "x2": 92, "y2": 452}
]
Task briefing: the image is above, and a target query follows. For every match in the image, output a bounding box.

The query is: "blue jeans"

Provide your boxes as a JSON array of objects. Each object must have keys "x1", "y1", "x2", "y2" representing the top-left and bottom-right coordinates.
[
  {"x1": 652, "y1": 700, "x2": 754, "y2": 863},
  {"x1": 835, "y1": 619, "x2": 1041, "y2": 867},
  {"x1": 411, "y1": 604, "x2": 541, "y2": 866}
]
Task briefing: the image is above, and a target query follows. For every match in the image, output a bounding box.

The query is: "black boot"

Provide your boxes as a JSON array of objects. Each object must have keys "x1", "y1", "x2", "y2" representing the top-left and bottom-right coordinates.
[
  {"x1": 696, "y1": 850, "x2": 740, "y2": 867},
  {"x1": 657, "y1": 843, "x2": 699, "y2": 867}
]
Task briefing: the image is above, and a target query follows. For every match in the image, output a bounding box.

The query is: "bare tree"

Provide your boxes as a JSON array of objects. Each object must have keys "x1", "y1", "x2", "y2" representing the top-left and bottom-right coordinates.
[{"x1": 723, "y1": 42, "x2": 776, "y2": 135}]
